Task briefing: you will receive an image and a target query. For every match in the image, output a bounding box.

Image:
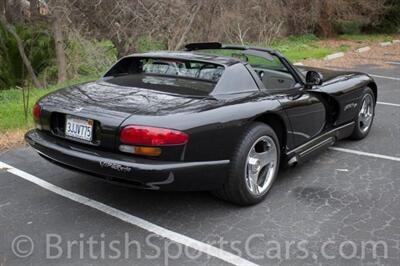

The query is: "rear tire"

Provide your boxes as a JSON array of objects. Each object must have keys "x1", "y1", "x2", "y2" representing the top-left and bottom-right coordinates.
[
  {"x1": 350, "y1": 88, "x2": 375, "y2": 140},
  {"x1": 213, "y1": 123, "x2": 280, "y2": 206}
]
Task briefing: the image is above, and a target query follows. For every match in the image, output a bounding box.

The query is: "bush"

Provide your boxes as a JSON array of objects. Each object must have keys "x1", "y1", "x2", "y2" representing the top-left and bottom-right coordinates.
[
  {"x1": 135, "y1": 36, "x2": 166, "y2": 53},
  {"x1": 0, "y1": 23, "x2": 55, "y2": 90},
  {"x1": 334, "y1": 20, "x2": 366, "y2": 35},
  {"x1": 65, "y1": 31, "x2": 117, "y2": 78},
  {"x1": 375, "y1": 2, "x2": 400, "y2": 33}
]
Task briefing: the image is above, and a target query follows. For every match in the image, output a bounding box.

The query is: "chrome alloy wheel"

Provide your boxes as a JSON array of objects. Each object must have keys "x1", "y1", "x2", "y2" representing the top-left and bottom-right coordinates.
[
  {"x1": 358, "y1": 94, "x2": 374, "y2": 133},
  {"x1": 245, "y1": 136, "x2": 278, "y2": 195}
]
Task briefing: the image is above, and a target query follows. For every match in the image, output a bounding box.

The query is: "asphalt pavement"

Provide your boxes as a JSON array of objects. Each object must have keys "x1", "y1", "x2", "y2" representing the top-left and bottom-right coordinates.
[{"x1": 0, "y1": 64, "x2": 399, "y2": 266}]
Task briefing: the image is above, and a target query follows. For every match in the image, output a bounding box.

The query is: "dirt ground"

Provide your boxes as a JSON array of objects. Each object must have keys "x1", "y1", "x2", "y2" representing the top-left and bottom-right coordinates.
[{"x1": 0, "y1": 129, "x2": 26, "y2": 151}]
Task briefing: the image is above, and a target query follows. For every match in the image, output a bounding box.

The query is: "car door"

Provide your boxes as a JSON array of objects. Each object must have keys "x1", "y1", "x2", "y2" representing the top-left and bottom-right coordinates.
[
  {"x1": 248, "y1": 56, "x2": 326, "y2": 149},
  {"x1": 276, "y1": 85, "x2": 326, "y2": 148}
]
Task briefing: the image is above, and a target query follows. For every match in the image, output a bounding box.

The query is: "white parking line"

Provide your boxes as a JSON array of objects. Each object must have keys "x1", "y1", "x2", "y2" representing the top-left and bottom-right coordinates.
[
  {"x1": 0, "y1": 161, "x2": 258, "y2": 266},
  {"x1": 329, "y1": 147, "x2": 400, "y2": 162},
  {"x1": 377, "y1": 101, "x2": 400, "y2": 107},
  {"x1": 368, "y1": 74, "x2": 400, "y2": 81}
]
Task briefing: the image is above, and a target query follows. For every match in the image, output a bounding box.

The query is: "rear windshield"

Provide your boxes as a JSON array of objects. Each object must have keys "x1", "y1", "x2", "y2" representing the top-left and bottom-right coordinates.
[{"x1": 103, "y1": 57, "x2": 225, "y2": 95}]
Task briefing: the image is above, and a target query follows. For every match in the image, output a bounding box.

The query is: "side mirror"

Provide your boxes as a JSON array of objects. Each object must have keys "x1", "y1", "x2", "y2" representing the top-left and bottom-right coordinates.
[{"x1": 305, "y1": 71, "x2": 324, "y2": 87}]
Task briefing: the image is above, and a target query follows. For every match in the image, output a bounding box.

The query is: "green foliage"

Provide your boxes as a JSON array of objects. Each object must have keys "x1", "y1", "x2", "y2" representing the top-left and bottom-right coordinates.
[
  {"x1": 0, "y1": 86, "x2": 53, "y2": 131},
  {"x1": 334, "y1": 20, "x2": 366, "y2": 35},
  {"x1": 338, "y1": 44, "x2": 350, "y2": 52},
  {"x1": 0, "y1": 23, "x2": 55, "y2": 90},
  {"x1": 0, "y1": 76, "x2": 97, "y2": 132},
  {"x1": 65, "y1": 31, "x2": 118, "y2": 78},
  {"x1": 339, "y1": 34, "x2": 394, "y2": 43},
  {"x1": 0, "y1": 25, "x2": 20, "y2": 89},
  {"x1": 0, "y1": 24, "x2": 117, "y2": 90},
  {"x1": 135, "y1": 36, "x2": 166, "y2": 53},
  {"x1": 375, "y1": 2, "x2": 400, "y2": 34},
  {"x1": 269, "y1": 35, "x2": 332, "y2": 61},
  {"x1": 271, "y1": 34, "x2": 319, "y2": 46}
]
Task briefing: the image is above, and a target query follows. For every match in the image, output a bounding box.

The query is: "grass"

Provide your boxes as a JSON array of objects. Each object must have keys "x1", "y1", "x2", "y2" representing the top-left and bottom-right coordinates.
[
  {"x1": 0, "y1": 76, "x2": 97, "y2": 133},
  {"x1": 0, "y1": 87, "x2": 53, "y2": 132},
  {"x1": 269, "y1": 34, "x2": 334, "y2": 61},
  {"x1": 338, "y1": 34, "x2": 395, "y2": 43}
]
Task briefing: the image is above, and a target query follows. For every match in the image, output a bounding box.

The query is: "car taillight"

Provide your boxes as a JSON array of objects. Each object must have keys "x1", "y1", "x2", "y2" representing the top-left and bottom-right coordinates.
[
  {"x1": 32, "y1": 103, "x2": 41, "y2": 120},
  {"x1": 120, "y1": 125, "x2": 188, "y2": 146}
]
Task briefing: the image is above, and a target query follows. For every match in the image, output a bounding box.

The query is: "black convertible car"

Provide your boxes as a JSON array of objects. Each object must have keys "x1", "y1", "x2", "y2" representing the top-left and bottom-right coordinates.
[{"x1": 25, "y1": 42, "x2": 377, "y2": 205}]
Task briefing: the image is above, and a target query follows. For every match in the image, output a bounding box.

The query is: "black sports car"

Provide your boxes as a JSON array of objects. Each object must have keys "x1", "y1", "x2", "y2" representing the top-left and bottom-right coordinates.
[{"x1": 25, "y1": 42, "x2": 377, "y2": 205}]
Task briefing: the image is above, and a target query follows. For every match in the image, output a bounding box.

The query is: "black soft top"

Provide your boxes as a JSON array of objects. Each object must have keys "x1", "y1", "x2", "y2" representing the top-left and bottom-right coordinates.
[{"x1": 127, "y1": 51, "x2": 241, "y2": 66}]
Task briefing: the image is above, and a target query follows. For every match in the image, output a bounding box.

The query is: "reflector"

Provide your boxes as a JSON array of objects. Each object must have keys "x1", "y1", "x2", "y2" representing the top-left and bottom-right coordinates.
[
  {"x1": 33, "y1": 103, "x2": 41, "y2": 121},
  {"x1": 119, "y1": 145, "x2": 162, "y2": 156}
]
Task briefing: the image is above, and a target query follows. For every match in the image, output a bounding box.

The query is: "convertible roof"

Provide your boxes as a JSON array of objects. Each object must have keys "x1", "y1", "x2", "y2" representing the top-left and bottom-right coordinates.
[
  {"x1": 127, "y1": 51, "x2": 241, "y2": 66},
  {"x1": 126, "y1": 42, "x2": 285, "y2": 66},
  {"x1": 185, "y1": 42, "x2": 284, "y2": 57}
]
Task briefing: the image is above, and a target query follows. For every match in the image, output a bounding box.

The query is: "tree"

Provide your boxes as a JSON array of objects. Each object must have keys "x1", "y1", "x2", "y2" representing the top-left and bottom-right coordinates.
[
  {"x1": 172, "y1": 2, "x2": 202, "y2": 50},
  {"x1": 52, "y1": 15, "x2": 67, "y2": 83},
  {"x1": 0, "y1": 0, "x2": 5, "y2": 15},
  {"x1": 0, "y1": 14, "x2": 43, "y2": 88},
  {"x1": 29, "y1": 0, "x2": 40, "y2": 19},
  {"x1": 49, "y1": 0, "x2": 67, "y2": 84}
]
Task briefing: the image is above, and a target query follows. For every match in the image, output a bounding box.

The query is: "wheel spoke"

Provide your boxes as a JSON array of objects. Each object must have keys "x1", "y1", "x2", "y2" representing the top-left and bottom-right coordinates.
[
  {"x1": 361, "y1": 102, "x2": 367, "y2": 114},
  {"x1": 250, "y1": 180, "x2": 259, "y2": 194},
  {"x1": 255, "y1": 150, "x2": 275, "y2": 168},
  {"x1": 249, "y1": 147, "x2": 257, "y2": 157},
  {"x1": 247, "y1": 168, "x2": 259, "y2": 194}
]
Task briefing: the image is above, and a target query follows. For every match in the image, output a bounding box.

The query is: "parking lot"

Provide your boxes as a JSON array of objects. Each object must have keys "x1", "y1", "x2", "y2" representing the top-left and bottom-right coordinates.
[{"x1": 0, "y1": 64, "x2": 399, "y2": 265}]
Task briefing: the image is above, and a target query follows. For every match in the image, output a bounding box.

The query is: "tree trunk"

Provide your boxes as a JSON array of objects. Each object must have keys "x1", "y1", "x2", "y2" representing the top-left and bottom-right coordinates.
[
  {"x1": 52, "y1": 15, "x2": 67, "y2": 84},
  {"x1": 316, "y1": 0, "x2": 334, "y2": 37},
  {"x1": 1, "y1": 0, "x2": 11, "y2": 21},
  {"x1": 0, "y1": 0, "x2": 5, "y2": 15},
  {"x1": 0, "y1": 15, "x2": 43, "y2": 88},
  {"x1": 29, "y1": 0, "x2": 40, "y2": 19}
]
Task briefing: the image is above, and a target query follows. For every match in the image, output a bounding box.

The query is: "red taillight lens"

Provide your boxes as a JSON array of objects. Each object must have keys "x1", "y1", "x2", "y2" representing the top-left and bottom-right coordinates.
[
  {"x1": 120, "y1": 125, "x2": 188, "y2": 146},
  {"x1": 32, "y1": 103, "x2": 41, "y2": 120}
]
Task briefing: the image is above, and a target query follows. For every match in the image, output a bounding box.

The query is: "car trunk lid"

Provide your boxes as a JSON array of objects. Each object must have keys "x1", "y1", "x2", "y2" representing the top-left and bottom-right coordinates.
[{"x1": 38, "y1": 81, "x2": 216, "y2": 150}]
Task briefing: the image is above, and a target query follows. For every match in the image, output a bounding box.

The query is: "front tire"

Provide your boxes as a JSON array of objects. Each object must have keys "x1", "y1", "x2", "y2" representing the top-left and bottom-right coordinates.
[
  {"x1": 350, "y1": 88, "x2": 375, "y2": 140},
  {"x1": 214, "y1": 123, "x2": 280, "y2": 206}
]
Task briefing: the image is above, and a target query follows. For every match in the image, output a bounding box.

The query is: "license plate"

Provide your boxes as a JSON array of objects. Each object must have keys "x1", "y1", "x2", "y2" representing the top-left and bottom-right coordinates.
[{"x1": 65, "y1": 116, "x2": 94, "y2": 142}]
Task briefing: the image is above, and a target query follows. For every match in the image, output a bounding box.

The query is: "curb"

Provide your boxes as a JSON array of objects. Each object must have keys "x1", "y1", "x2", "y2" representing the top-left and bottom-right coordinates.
[
  {"x1": 324, "y1": 52, "x2": 345, "y2": 61},
  {"x1": 380, "y1": 42, "x2": 392, "y2": 47},
  {"x1": 293, "y1": 62, "x2": 304, "y2": 66},
  {"x1": 355, "y1": 46, "x2": 370, "y2": 53},
  {"x1": 386, "y1": 61, "x2": 400, "y2": 66},
  {"x1": 393, "y1": 40, "x2": 400, "y2": 44}
]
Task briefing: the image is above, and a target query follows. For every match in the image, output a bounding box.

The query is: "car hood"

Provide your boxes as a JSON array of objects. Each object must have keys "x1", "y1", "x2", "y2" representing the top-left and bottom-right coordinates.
[{"x1": 40, "y1": 81, "x2": 221, "y2": 117}]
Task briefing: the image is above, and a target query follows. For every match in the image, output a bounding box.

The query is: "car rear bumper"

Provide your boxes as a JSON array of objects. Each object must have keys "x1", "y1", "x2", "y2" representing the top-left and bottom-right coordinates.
[{"x1": 25, "y1": 130, "x2": 229, "y2": 191}]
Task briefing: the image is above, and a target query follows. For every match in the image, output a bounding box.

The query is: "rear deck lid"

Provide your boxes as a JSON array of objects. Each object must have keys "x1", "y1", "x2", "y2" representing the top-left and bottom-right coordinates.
[{"x1": 38, "y1": 81, "x2": 218, "y2": 149}]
